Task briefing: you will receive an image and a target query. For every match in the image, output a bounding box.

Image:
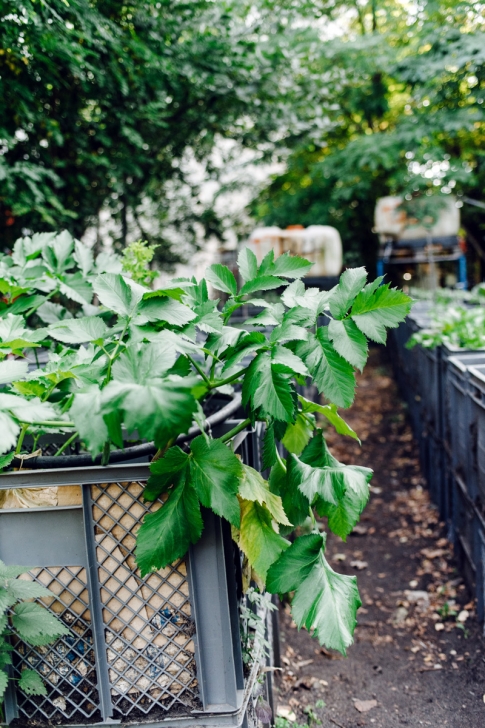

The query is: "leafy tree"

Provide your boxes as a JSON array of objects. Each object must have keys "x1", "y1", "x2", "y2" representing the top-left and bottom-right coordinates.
[
  {"x1": 253, "y1": 1, "x2": 485, "y2": 269},
  {"x1": 0, "y1": 0, "x2": 332, "y2": 264}
]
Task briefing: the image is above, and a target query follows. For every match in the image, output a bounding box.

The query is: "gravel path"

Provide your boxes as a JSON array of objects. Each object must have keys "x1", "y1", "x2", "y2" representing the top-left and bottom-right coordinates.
[{"x1": 275, "y1": 347, "x2": 485, "y2": 728}]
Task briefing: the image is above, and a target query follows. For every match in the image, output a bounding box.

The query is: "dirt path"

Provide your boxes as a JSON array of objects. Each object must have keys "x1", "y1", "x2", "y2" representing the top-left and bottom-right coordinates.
[{"x1": 275, "y1": 347, "x2": 485, "y2": 728}]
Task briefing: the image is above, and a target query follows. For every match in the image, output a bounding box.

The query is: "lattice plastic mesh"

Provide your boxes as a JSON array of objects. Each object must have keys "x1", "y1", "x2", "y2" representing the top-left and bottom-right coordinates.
[
  {"x1": 91, "y1": 481, "x2": 199, "y2": 717},
  {"x1": 12, "y1": 566, "x2": 101, "y2": 723}
]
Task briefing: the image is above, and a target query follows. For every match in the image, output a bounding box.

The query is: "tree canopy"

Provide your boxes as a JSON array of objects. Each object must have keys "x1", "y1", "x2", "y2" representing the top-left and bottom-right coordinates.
[
  {"x1": 0, "y1": 0, "x2": 325, "y2": 263},
  {"x1": 252, "y1": 0, "x2": 485, "y2": 269}
]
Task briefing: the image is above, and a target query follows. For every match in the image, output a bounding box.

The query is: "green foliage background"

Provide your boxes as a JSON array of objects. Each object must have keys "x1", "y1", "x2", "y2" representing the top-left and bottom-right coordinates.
[
  {"x1": 251, "y1": 0, "x2": 485, "y2": 269},
  {"x1": 1, "y1": 1, "x2": 484, "y2": 268},
  {"x1": 0, "y1": 0, "x2": 331, "y2": 264}
]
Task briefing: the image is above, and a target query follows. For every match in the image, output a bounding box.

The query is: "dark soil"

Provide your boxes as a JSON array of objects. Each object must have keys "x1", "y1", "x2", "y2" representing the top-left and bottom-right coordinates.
[{"x1": 276, "y1": 347, "x2": 485, "y2": 728}]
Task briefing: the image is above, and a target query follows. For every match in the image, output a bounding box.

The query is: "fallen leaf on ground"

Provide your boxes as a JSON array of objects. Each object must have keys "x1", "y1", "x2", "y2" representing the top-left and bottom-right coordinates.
[
  {"x1": 296, "y1": 659, "x2": 313, "y2": 668},
  {"x1": 351, "y1": 560, "x2": 368, "y2": 570},
  {"x1": 277, "y1": 706, "x2": 296, "y2": 721},
  {"x1": 354, "y1": 699, "x2": 378, "y2": 713}
]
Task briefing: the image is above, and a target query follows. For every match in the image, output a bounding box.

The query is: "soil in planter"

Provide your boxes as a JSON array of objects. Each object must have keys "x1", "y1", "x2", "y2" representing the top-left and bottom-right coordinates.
[{"x1": 275, "y1": 346, "x2": 485, "y2": 728}]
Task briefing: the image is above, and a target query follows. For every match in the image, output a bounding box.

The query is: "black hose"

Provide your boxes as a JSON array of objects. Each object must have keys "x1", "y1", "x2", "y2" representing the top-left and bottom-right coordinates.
[{"x1": 13, "y1": 393, "x2": 243, "y2": 469}]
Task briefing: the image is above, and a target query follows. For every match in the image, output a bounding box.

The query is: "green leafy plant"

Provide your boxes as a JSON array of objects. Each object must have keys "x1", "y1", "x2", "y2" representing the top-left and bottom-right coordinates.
[
  {"x1": 0, "y1": 234, "x2": 412, "y2": 654},
  {"x1": 121, "y1": 240, "x2": 158, "y2": 286},
  {"x1": 407, "y1": 305, "x2": 485, "y2": 350},
  {"x1": 0, "y1": 560, "x2": 69, "y2": 713}
]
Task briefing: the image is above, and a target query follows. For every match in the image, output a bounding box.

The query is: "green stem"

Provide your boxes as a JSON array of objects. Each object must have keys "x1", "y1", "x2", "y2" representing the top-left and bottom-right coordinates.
[
  {"x1": 210, "y1": 367, "x2": 247, "y2": 390},
  {"x1": 275, "y1": 447, "x2": 287, "y2": 473},
  {"x1": 101, "y1": 440, "x2": 111, "y2": 466},
  {"x1": 220, "y1": 418, "x2": 252, "y2": 444},
  {"x1": 210, "y1": 357, "x2": 217, "y2": 381},
  {"x1": 188, "y1": 355, "x2": 211, "y2": 386},
  {"x1": 54, "y1": 432, "x2": 78, "y2": 457},
  {"x1": 15, "y1": 424, "x2": 29, "y2": 454},
  {"x1": 25, "y1": 288, "x2": 57, "y2": 319},
  {"x1": 104, "y1": 317, "x2": 131, "y2": 385},
  {"x1": 18, "y1": 420, "x2": 76, "y2": 428},
  {"x1": 151, "y1": 436, "x2": 176, "y2": 463}
]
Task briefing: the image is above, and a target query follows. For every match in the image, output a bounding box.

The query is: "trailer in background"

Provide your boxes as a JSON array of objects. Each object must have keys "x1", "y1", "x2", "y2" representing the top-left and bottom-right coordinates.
[
  {"x1": 375, "y1": 196, "x2": 467, "y2": 290},
  {"x1": 220, "y1": 224, "x2": 343, "y2": 291}
]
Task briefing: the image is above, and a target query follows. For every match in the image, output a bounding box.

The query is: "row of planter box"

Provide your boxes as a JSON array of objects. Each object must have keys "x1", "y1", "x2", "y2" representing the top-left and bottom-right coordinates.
[
  {"x1": 390, "y1": 303, "x2": 485, "y2": 623},
  {"x1": 0, "y1": 419, "x2": 276, "y2": 728}
]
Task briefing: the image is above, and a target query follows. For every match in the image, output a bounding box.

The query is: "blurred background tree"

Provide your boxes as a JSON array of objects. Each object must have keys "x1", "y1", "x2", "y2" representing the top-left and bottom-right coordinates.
[
  {"x1": 1, "y1": 0, "x2": 484, "y2": 269},
  {"x1": 251, "y1": 0, "x2": 485, "y2": 269},
  {"x1": 0, "y1": 0, "x2": 325, "y2": 265}
]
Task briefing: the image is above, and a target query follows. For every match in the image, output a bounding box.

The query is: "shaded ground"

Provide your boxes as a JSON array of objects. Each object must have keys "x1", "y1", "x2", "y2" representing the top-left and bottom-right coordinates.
[{"x1": 276, "y1": 347, "x2": 485, "y2": 728}]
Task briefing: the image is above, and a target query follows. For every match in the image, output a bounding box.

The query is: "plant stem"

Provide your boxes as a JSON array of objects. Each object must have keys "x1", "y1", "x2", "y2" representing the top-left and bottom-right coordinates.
[
  {"x1": 151, "y1": 437, "x2": 176, "y2": 462},
  {"x1": 15, "y1": 424, "x2": 29, "y2": 454},
  {"x1": 25, "y1": 288, "x2": 56, "y2": 319},
  {"x1": 104, "y1": 316, "x2": 131, "y2": 384},
  {"x1": 101, "y1": 440, "x2": 111, "y2": 466},
  {"x1": 18, "y1": 420, "x2": 76, "y2": 428},
  {"x1": 187, "y1": 355, "x2": 211, "y2": 386},
  {"x1": 275, "y1": 447, "x2": 287, "y2": 472},
  {"x1": 211, "y1": 367, "x2": 246, "y2": 390},
  {"x1": 54, "y1": 432, "x2": 78, "y2": 457},
  {"x1": 220, "y1": 417, "x2": 251, "y2": 444}
]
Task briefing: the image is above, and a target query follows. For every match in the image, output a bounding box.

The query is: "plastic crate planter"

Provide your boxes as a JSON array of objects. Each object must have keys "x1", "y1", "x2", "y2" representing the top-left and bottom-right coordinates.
[
  {"x1": 0, "y1": 233, "x2": 414, "y2": 728},
  {"x1": 0, "y1": 426, "x2": 273, "y2": 728}
]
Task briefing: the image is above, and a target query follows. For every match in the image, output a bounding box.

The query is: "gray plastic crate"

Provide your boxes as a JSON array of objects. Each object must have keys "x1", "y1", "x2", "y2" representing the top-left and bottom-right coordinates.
[
  {"x1": 445, "y1": 355, "x2": 485, "y2": 498},
  {"x1": 0, "y1": 424, "x2": 273, "y2": 728},
  {"x1": 468, "y1": 364, "x2": 485, "y2": 508},
  {"x1": 450, "y1": 473, "x2": 477, "y2": 594}
]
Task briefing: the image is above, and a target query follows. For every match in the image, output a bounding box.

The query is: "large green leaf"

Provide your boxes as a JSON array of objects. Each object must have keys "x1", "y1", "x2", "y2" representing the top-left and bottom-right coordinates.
[
  {"x1": 242, "y1": 353, "x2": 295, "y2": 422},
  {"x1": 136, "y1": 477, "x2": 203, "y2": 576},
  {"x1": 238, "y1": 499, "x2": 290, "y2": 580},
  {"x1": 48, "y1": 316, "x2": 108, "y2": 344},
  {"x1": 239, "y1": 276, "x2": 286, "y2": 296},
  {"x1": 221, "y1": 332, "x2": 267, "y2": 373},
  {"x1": 112, "y1": 343, "x2": 177, "y2": 382},
  {"x1": 0, "y1": 359, "x2": 29, "y2": 384},
  {"x1": 70, "y1": 389, "x2": 108, "y2": 457},
  {"x1": 74, "y1": 240, "x2": 94, "y2": 277},
  {"x1": 12, "y1": 603, "x2": 69, "y2": 645},
  {"x1": 270, "y1": 252, "x2": 313, "y2": 279},
  {"x1": 101, "y1": 380, "x2": 197, "y2": 447},
  {"x1": 328, "y1": 267, "x2": 368, "y2": 319},
  {"x1": 59, "y1": 273, "x2": 93, "y2": 305},
  {"x1": 188, "y1": 436, "x2": 242, "y2": 527},
  {"x1": 18, "y1": 669, "x2": 47, "y2": 696},
  {"x1": 289, "y1": 453, "x2": 346, "y2": 506},
  {"x1": 266, "y1": 532, "x2": 323, "y2": 593},
  {"x1": 206, "y1": 264, "x2": 237, "y2": 296},
  {"x1": 299, "y1": 396, "x2": 359, "y2": 442},
  {"x1": 351, "y1": 282, "x2": 413, "y2": 344},
  {"x1": 238, "y1": 464, "x2": 290, "y2": 525},
  {"x1": 145, "y1": 447, "x2": 189, "y2": 501},
  {"x1": 328, "y1": 319, "x2": 368, "y2": 370},
  {"x1": 281, "y1": 412, "x2": 315, "y2": 455},
  {"x1": 6, "y1": 580, "x2": 53, "y2": 601},
  {"x1": 266, "y1": 532, "x2": 361, "y2": 654},
  {"x1": 271, "y1": 345, "x2": 309, "y2": 376},
  {"x1": 292, "y1": 548, "x2": 361, "y2": 654},
  {"x1": 135, "y1": 296, "x2": 197, "y2": 327},
  {"x1": 296, "y1": 327, "x2": 355, "y2": 408},
  {"x1": 0, "y1": 670, "x2": 8, "y2": 701},
  {"x1": 299, "y1": 431, "x2": 372, "y2": 539},
  {"x1": 93, "y1": 273, "x2": 142, "y2": 317},
  {"x1": 278, "y1": 456, "x2": 311, "y2": 528},
  {"x1": 237, "y1": 247, "x2": 258, "y2": 283}
]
